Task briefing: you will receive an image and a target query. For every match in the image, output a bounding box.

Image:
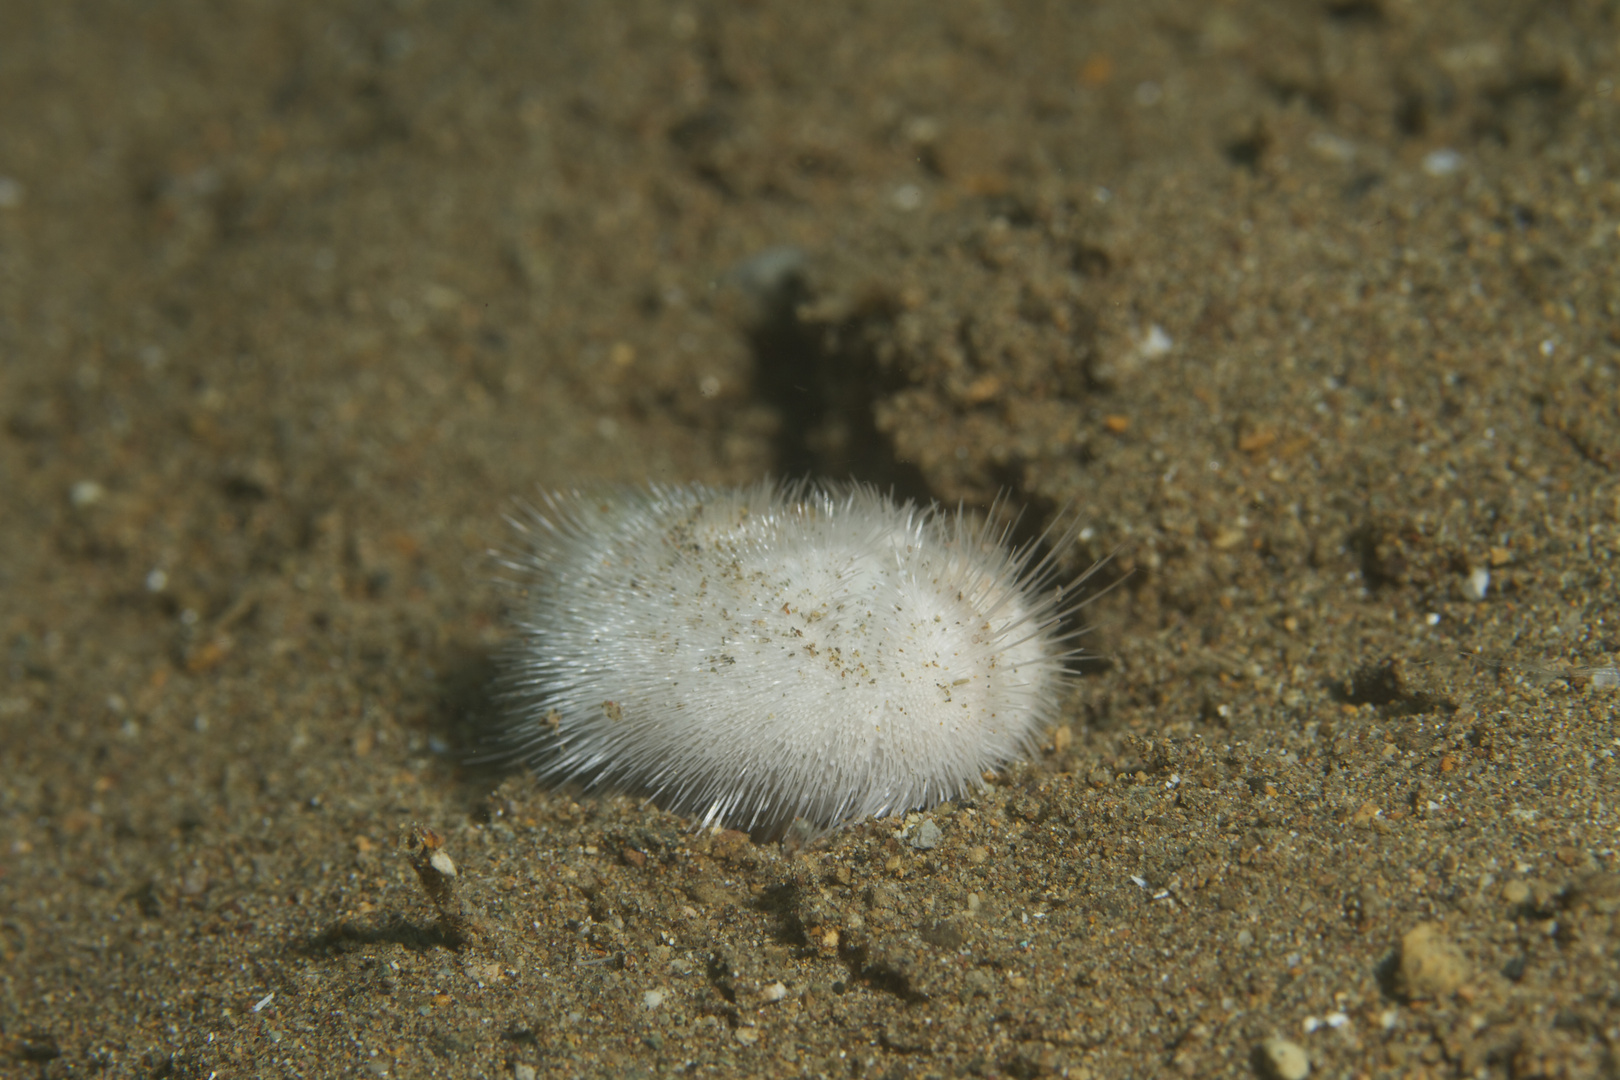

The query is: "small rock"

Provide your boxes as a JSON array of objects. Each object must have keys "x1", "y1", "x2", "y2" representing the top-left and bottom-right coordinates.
[
  {"x1": 642, "y1": 989, "x2": 666, "y2": 1010},
  {"x1": 908, "y1": 819, "x2": 943, "y2": 850},
  {"x1": 1141, "y1": 323, "x2": 1173, "y2": 357},
  {"x1": 1500, "y1": 879, "x2": 1530, "y2": 907},
  {"x1": 1460, "y1": 567, "x2": 1490, "y2": 602},
  {"x1": 761, "y1": 981, "x2": 788, "y2": 1003},
  {"x1": 1258, "y1": 1037, "x2": 1310, "y2": 1080},
  {"x1": 734, "y1": 1027, "x2": 760, "y2": 1046},
  {"x1": 1398, "y1": 922, "x2": 1470, "y2": 999},
  {"x1": 1422, "y1": 148, "x2": 1463, "y2": 176},
  {"x1": 69, "y1": 480, "x2": 105, "y2": 508},
  {"x1": 513, "y1": 1065, "x2": 538, "y2": 1080}
]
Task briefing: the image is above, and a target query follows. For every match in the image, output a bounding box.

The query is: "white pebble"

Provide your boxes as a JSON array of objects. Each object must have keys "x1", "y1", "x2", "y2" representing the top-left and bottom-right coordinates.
[
  {"x1": 1140, "y1": 324, "x2": 1173, "y2": 357},
  {"x1": 890, "y1": 184, "x2": 923, "y2": 211},
  {"x1": 69, "y1": 480, "x2": 105, "y2": 508},
  {"x1": 1422, "y1": 149, "x2": 1463, "y2": 177},
  {"x1": 1461, "y1": 567, "x2": 1490, "y2": 602},
  {"x1": 1259, "y1": 1037, "x2": 1310, "y2": 1080}
]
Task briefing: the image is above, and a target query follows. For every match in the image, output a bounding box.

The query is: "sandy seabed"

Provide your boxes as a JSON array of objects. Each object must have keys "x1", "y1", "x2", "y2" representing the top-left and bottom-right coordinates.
[{"x1": 2, "y1": 2, "x2": 1618, "y2": 1077}]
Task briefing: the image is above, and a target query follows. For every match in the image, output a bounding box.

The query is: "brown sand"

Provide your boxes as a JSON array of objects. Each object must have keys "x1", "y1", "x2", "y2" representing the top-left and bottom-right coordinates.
[{"x1": 2, "y1": 2, "x2": 1618, "y2": 1077}]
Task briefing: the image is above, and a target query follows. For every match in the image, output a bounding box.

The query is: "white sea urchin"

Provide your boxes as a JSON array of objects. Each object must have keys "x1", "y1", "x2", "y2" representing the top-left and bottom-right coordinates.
[{"x1": 496, "y1": 480, "x2": 1090, "y2": 833}]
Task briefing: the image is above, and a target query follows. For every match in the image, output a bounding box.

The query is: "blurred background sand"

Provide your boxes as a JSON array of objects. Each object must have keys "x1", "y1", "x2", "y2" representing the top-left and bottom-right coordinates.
[{"x1": 2, "y1": 2, "x2": 1617, "y2": 1076}]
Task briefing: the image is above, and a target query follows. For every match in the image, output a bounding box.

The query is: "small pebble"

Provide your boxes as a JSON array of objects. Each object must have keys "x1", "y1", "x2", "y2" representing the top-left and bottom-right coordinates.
[
  {"x1": 908, "y1": 820, "x2": 942, "y2": 850},
  {"x1": 1307, "y1": 131, "x2": 1357, "y2": 164},
  {"x1": 514, "y1": 1065, "x2": 538, "y2": 1080},
  {"x1": 1461, "y1": 567, "x2": 1490, "y2": 601},
  {"x1": 1500, "y1": 880, "x2": 1530, "y2": 906},
  {"x1": 1397, "y1": 922, "x2": 1470, "y2": 999},
  {"x1": 69, "y1": 480, "x2": 105, "y2": 508},
  {"x1": 642, "y1": 989, "x2": 666, "y2": 1010},
  {"x1": 1258, "y1": 1037, "x2": 1310, "y2": 1080},
  {"x1": 762, "y1": 981, "x2": 788, "y2": 1003},
  {"x1": 1422, "y1": 148, "x2": 1463, "y2": 176},
  {"x1": 890, "y1": 183, "x2": 923, "y2": 211}
]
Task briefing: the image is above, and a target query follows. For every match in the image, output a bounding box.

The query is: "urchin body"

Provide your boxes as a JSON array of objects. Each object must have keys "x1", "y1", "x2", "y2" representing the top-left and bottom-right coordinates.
[{"x1": 498, "y1": 481, "x2": 1078, "y2": 832}]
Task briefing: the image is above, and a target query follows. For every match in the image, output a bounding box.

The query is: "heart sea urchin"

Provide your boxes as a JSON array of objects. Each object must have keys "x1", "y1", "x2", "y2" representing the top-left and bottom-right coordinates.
[{"x1": 496, "y1": 480, "x2": 1092, "y2": 833}]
